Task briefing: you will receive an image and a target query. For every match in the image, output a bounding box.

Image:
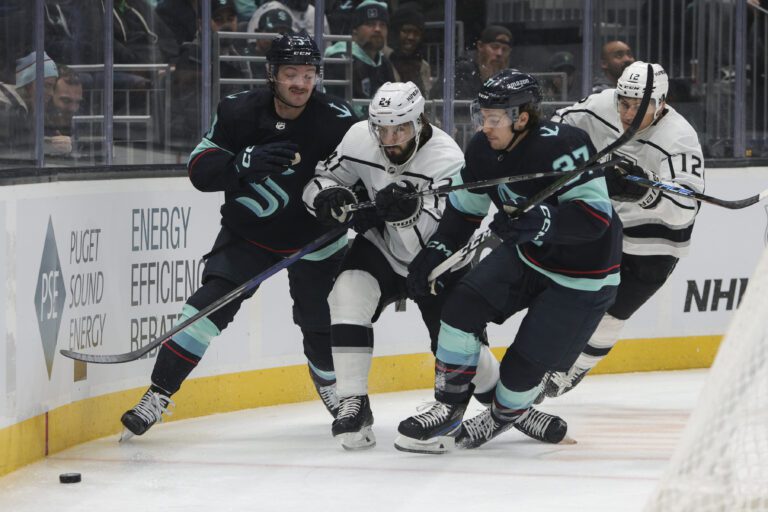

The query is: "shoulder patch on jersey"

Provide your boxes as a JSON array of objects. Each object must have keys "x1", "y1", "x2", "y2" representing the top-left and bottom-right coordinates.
[
  {"x1": 540, "y1": 125, "x2": 560, "y2": 137},
  {"x1": 327, "y1": 102, "x2": 352, "y2": 118}
]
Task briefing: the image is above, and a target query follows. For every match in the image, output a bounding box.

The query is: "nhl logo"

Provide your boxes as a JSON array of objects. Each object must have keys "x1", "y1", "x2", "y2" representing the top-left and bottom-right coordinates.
[{"x1": 276, "y1": 121, "x2": 286, "y2": 130}]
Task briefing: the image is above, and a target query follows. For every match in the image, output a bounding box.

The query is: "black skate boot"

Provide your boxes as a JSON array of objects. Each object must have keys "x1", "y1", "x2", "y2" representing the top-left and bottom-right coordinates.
[
  {"x1": 332, "y1": 395, "x2": 375, "y2": 450},
  {"x1": 120, "y1": 388, "x2": 174, "y2": 441},
  {"x1": 455, "y1": 408, "x2": 515, "y2": 449},
  {"x1": 394, "y1": 401, "x2": 467, "y2": 454},
  {"x1": 513, "y1": 407, "x2": 571, "y2": 444},
  {"x1": 309, "y1": 366, "x2": 339, "y2": 418}
]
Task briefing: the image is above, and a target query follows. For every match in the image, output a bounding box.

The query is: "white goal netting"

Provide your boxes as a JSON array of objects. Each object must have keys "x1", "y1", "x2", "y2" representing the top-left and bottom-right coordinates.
[{"x1": 645, "y1": 248, "x2": 768, "y2": 511}]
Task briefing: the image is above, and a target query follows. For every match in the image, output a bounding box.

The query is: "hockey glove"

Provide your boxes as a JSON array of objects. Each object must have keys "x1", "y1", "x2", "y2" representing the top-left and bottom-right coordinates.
[
  {"x1": 234, "y1": 142, "x2": 299, "y2": 183},
  {"x1": 375, "y1": 180, "x2": 423, "y2": 228},
  {"x1": 407, "y1": 234, "x2": 455, "y2": 298},
  {"x1": 313, "y1": 186, "x2": 357, "y2": 226},
  {"x1": 489, "y1": 199, "x2": 557, "y2": 245},
  {"x1": 605, "y1": 160, "x2": 662, "y2": 208}
]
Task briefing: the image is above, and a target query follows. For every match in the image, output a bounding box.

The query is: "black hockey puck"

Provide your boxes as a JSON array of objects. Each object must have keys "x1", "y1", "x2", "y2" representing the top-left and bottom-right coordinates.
[{"x1": 59, "y1": 473, "x2": 81, "y2": 484}]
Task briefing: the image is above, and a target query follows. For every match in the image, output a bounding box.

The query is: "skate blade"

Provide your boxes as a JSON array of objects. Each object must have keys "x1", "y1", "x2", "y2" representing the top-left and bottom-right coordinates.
[
  {"x1": 393, "y1": 434, "x2": 455, "y2": 454},
  {"x1": 558, "y1": 434, "x2": 577, "y2": 445},
  {"x1": 336, "y1": 427, "x2": 376, "y2": 451},
  {"x1": 118, "y1": 428, "x2": 135, "y2": 443}
]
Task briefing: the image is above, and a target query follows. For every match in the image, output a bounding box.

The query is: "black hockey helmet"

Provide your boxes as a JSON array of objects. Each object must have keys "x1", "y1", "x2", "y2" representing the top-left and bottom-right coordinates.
[
  {"x1": 266, "y1": 33, "x2": 322, "y2": 74},
  {"x1": 472, "y1": 69, "x2": 543, "y2": 131}
]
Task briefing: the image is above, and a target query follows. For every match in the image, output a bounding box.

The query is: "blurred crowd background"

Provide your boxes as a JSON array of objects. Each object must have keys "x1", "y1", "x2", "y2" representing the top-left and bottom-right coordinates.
[{"x1": 0, "y1": 0, "x2": 766, "y2": 169}]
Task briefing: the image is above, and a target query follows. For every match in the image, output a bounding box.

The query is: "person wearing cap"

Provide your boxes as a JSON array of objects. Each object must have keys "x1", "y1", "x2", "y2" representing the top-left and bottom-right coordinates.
[
  {"x1": 383, "y1": 2, "x2": 432, "y2": 98},
  {"x1": 245, "y1": 3, "x2": 295, "y2": 80},
  {"x1": 275, "y1": 0, "x2": 331, "y2": 36},
  {"x1": 433, "y1": 24, "x2": 512, "y2": 100},
  {"x1": 544, "y1": 50, "x2": 577, "y2": 101},
  {"x1": 1, "y1": 51, "x2": 71, "y2": 155},
  {"x1": 324, "y1": 0, "x2": 396, "y2": 115}
]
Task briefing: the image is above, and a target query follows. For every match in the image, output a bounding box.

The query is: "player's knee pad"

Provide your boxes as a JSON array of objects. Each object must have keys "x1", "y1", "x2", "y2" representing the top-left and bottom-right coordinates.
[
  {"x1": 187, "y1": 277, "x2": 243, "y2": 331},
  {"x1": 589, "y1": 313, "x2": 625, "y2": 351},
  {"x1": 441, "y1": 283, "x2": 493, "y2": 335},
  {"x1": 328, "y1": 270, "x2": 381, "y2": 327},
  {"x1": 500, "y1": 347, "x2": 549, "y2": 392}
]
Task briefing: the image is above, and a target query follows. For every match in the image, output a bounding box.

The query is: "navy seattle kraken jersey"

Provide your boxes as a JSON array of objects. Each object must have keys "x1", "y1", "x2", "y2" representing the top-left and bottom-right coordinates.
[
  {"x1": 444, "y1": 120, "x2": 623, "y2": 291},
  {"x1": 188, "y1": 88, "x2": 357, "y2": 252}
]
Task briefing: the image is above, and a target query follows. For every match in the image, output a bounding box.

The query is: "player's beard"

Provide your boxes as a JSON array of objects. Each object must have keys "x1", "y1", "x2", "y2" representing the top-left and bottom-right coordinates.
[{"x1": 383, "y1": 138, "x2": 417, "y2": 165}]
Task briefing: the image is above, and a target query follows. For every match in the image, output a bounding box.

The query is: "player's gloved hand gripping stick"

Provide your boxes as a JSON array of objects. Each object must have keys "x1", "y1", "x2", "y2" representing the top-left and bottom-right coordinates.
[{"x1": 425, "y1": 64, "x2": 656, "y2": 294}]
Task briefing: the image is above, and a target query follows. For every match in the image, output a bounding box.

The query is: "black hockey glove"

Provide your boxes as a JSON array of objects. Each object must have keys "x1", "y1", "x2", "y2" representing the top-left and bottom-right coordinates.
[
  {"x1": 605, "y1": 160, "x2": 662, "y2": 208},
  {"x1": 234, "y1": 142, "x2": 299, "y2": 183},
  {"x1": 313, "y1": 186, "x2": 357, "y2": 226},
  {"x1": 407, "y1": 234, "x2": 455, "y2": 298},
  {"x1": 352, "y1": 205, "x2": 384, "y2": 234},
  {"x1": 375, "y1": 180, "x2": 423, "y2": 227},
  {"x1": 489, "y1": 199, "x2": 558, "y2": 246}
]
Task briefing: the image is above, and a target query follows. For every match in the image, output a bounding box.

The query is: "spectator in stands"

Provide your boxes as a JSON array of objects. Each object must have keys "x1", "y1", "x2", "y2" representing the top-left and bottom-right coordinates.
[
  {"x1": 0, "y1": 76, "x2": 27, "y2": 153},
  {"x1": 247, "y1": 3, "x2": 295, "y2": 79},
  {"x1": 2, "y1": 51, "x2": 73, "y2": 155},
  {"x1": 112, "y1": 0, "x2": 180, "y2": 65},
  {"x1": 384, "y1": 2, "x2": 431, "y2": 98},
  {"x1": 543, "y1": 50, "x2": 577, "y2": 101},
  {"x1": 433, "y1": 24, "x2": 512, "y2": 100},
  {"x1": 326, "y1": 0, "x2": 364, "y2": 35},
  {"x1": 593, "y1": 40, "x2": 635, "y2": 93},
  {"x1": 324, "y1": 0, "x2": 396, "y2": 116},
  {"x1": 44, "y1": 1, "x2": 105, "y2": 65},
  {"x1": 276, "y1": 0, "x2": 330, "y2": 36},
  {"x1": 156, "y1": 0, "x2": 199, "y2": 46},
  {"x1": 172, "y1": 0, "x2": 250, "y2": 145},
  {"x1": 45, "y1": 65, "x2": 84, "y2": 156}
]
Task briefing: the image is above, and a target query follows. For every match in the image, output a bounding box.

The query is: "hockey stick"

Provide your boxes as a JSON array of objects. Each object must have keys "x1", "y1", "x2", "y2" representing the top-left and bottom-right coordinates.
[
  {"x1": 622, "y1": 174, "x2": 768, "y2": 210},
  {"x1": 426, "y1": 64, "x2": 655, "y2": 290},
  {"x1": 343, "y1": 158, "x2": 624, "y2": 213},
  {"x1": 60, "y1": 225, "x2": 349, "y2": 364}
]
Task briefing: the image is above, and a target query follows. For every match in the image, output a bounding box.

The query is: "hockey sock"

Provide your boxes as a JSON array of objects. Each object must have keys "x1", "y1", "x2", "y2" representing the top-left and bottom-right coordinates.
[
  {"x1": 572, "y1": 313, "x2": 625, "y2": 371},
  {"x1": 492, "y1": 381, "x2": 542, "y2": 423},
  {"x1": 331, "y1": 323, "x2": 373, "y2": 397},
  {"x1": 150, "y1": 340, "x2": 201, "y2": 396},
  {"x1": 434, "y1": 321, "x2": 481, "y2": 403}
]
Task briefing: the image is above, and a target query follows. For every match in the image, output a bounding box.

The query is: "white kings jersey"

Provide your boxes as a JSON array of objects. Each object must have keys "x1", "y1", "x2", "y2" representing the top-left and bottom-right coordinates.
[
  {"x1": 553, "y1": 89, "x2": 705, "y2": 258},
  {"x1": 302, "y1": 121, "x2": 465, "y2": 276}
]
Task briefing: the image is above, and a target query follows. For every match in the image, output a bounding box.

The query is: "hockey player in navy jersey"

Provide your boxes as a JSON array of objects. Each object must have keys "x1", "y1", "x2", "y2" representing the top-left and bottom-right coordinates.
[
  {"x1": 394, "y1": 70, "x2": 623, "y2": 453},
  {"x1": 119, "y1": 33, "x2": 358, "y2": 439},
  {"x1": 302, "y1": 82, "x2": 500, "y2": 450},
  {"x1": 538, "y1": 62, "x2": 705, "y2": 400}
]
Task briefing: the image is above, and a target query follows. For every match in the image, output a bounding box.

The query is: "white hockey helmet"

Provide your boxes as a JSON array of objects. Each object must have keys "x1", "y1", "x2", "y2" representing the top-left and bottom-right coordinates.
[
  {"x1": 615, "y1": 61, "x2": 668, "y2": 117},
  {"x1": 368, "y1": 82, "x2": 426, "y2": 169}
]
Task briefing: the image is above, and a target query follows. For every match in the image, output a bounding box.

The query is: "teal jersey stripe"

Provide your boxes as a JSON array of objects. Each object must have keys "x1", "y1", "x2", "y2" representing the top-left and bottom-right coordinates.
[
  {"x1": 448, "y1": 175, "x2": 491, "y2": 217},
  {"x1": 171, "y1": 304, "x2": 221, "y2": 358},
  {"x1": 495, "y1": 381, "x2": 542, "y2": 410},
  {"x1": 301, "y1": 234, "x2": 348, "y2": 261},
  {"x1": 558, "y1": 177, "x2": 614, "y2": 217},
  {"x1": 188, "y1": 136, "x2": 233, "y2": 165},
  {"x1": 516, "y1": 247, "x2": 621, "y2": 291}
]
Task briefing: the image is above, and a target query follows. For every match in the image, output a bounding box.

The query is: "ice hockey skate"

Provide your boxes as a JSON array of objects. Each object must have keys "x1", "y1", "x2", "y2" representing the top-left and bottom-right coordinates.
[
  {"x1": 544, "y1": 366, "x2": 589, "y2": 398},
  {"x1": 394, "y1": 401, "x2": 467, "y2": 454},
  {"x1": 119, "y1": 388, "x2": 174, "y2": 441},
  {"x1": 513, "y1": 407, "x2": 574, "y2": 444},
  {"x1": 332, "y1": 395, "x2": 375, "y2": 450},
  {"x1": 454, "y1": 407, "x2": 515, "y2": 449}
]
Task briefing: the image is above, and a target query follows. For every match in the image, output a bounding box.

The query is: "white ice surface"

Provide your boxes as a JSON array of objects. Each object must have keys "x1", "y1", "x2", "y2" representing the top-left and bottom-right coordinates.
[{"x1": 0, "y1": 370, "x2": 707, "y2": 512}]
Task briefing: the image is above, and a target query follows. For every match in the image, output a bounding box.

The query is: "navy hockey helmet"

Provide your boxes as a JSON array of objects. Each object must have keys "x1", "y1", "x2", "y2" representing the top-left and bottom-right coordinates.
[
  {"x1": 266, "y1": 33, "x2": 322, "y2": 76},
  {"x1": 472, "y1": 69, "x2": 543, "y2": 130}
]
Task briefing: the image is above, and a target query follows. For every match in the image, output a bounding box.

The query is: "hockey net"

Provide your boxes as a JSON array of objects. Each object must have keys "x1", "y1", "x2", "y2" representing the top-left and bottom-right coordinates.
[{"x1": 644, "y1": 247, "x2": 768, "y2": 512}]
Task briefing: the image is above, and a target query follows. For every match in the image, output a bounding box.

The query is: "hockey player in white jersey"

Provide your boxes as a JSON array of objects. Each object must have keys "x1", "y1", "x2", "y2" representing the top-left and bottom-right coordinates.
[
  {"x1": 302, "y1": 82, "x2": 500, "y2": 450},
  {"x1": 540, "y1": 61, "x2": 705, "y2": 399}
]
